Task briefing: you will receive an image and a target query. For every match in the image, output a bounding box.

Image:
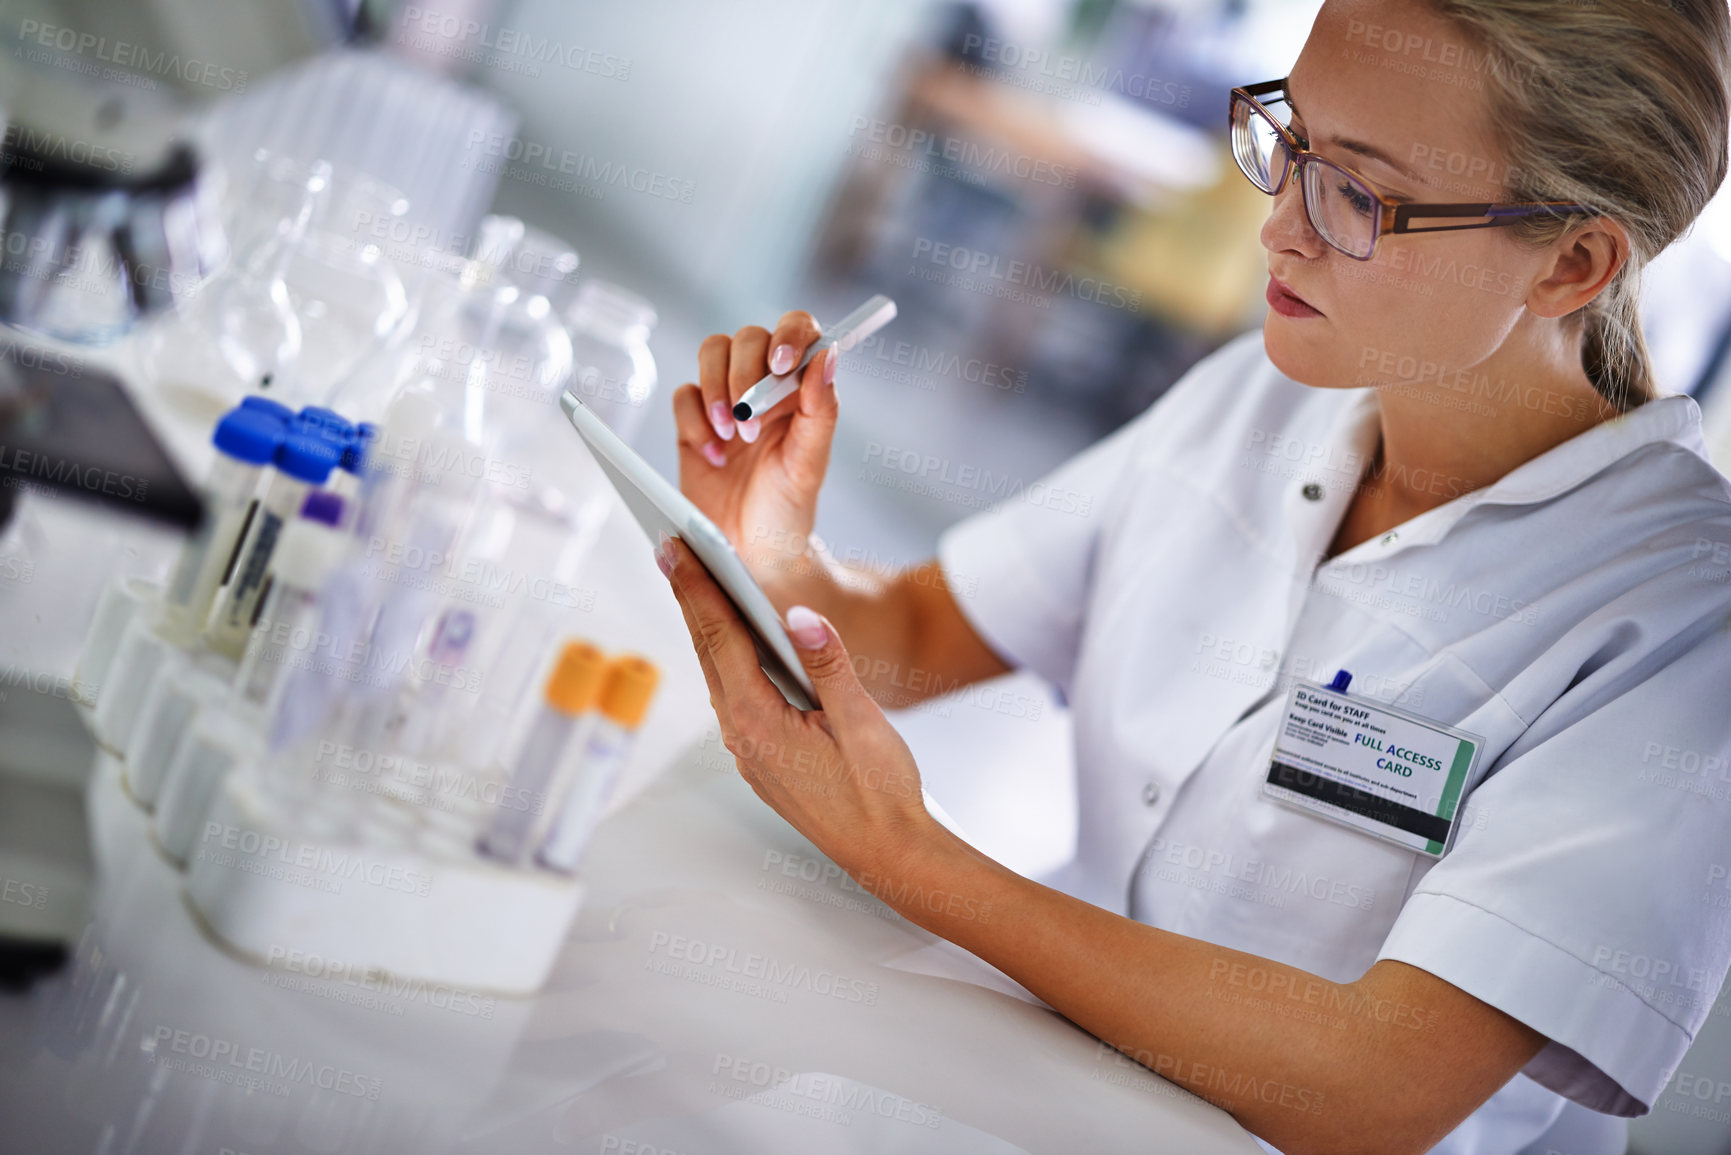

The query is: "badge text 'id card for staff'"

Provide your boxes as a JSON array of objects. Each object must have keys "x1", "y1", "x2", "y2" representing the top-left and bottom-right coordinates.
[{"x1": 1262, "y1": 681, "x2": 1485, "y2": 857}]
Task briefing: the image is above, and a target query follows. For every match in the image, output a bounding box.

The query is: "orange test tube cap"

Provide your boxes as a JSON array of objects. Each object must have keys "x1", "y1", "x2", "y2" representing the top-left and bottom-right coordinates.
[
  {"x1": 545, "y1": 640, "x2": 608, "y2": 715},
  {"x1": 599, "y1": 655, "x2": 659, "y2": 729}
]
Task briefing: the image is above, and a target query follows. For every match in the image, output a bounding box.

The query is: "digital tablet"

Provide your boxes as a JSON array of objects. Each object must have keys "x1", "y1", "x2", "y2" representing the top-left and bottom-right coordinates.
[
  {"x1": 561, "y1": 389, "x2": 971, "y2": 839},
  {"x1": 559, "y1": 389, "x2": 819, "y2": 711}
]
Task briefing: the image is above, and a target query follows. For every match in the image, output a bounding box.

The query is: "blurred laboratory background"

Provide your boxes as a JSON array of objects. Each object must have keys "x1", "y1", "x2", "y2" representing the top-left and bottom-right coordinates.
[{"x1": 3, "y1": 1, "x2": 1731, "y2": 1152}]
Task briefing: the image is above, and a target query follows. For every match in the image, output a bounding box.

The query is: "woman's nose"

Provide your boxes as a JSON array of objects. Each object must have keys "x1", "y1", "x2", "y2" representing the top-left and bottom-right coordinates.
[{"x1": 1260, "y1": 177, "x2": 1325, "y2": 259}]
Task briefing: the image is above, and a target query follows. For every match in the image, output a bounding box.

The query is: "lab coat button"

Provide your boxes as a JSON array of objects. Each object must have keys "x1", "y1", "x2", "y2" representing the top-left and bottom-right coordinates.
[
  {"x1": 1381, "y1": 530, "x2": 1399, "y2": 546},
  {"x1": 1142, "y1": 782, "x2": 1161, "y2": 805},
  {"x1": 1301, "y1": 482, "x2": 1323, "y2": 501}
]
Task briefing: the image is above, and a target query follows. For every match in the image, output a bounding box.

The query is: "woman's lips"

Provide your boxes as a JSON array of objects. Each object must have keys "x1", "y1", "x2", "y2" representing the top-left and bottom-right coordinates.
[{"x1": 1266, "y1": 276, "x2": 1322, "y2": 319}]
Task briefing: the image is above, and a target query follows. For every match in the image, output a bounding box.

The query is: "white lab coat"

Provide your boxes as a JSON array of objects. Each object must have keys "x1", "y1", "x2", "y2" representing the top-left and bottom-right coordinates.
[{"x1": 937, "y1": 330, "x2": 1731, "y2": 1155}]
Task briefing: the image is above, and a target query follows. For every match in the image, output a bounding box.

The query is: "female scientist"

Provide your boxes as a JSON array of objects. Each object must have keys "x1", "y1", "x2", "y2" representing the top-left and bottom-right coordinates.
[{"x1": 656, "y1": 0, "x2": 1731, "y2": 1151}]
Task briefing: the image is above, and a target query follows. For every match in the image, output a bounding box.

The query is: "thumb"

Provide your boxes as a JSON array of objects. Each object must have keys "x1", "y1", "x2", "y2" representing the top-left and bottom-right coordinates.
[
  {"x1": 784, "y1": 604, "x2": 877, "y2": 727},
  {"x1": 778, "y1": 348, "x2": 839, "y2": 493}
]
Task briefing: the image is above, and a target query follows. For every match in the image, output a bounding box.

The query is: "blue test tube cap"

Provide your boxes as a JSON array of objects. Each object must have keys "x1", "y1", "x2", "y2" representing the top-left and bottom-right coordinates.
[
  {"x1": 291, "y1": 409, "x2": 361, "y2": 471},
  {"x1": 296, "y1": 406, "x2": 354, "y2": 437},
  {"x1": 300, "y1": 490, "x2": 346, "y2": 527},
  {"x1": 212, "y1": 409, "x2": 285, "y2": 466},
  {"x1": 275, "y1": 431, "x2": 344, "y2": 484},
  {"x1": 343, "y1": 422, "x2": 380, "y2": 474},
  {"x1": 238, "y1": 395, "x2": 295, "y2": 423}
]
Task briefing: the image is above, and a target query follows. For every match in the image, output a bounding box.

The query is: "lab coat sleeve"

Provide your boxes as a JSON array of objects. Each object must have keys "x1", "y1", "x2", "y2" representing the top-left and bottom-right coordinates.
[
  {"x1": 934, "y1": 410, "x2": 1145, "y2": 703},
  {"x1": 1375, "y1": 621, "x2": 1731, "y2": 1116}
]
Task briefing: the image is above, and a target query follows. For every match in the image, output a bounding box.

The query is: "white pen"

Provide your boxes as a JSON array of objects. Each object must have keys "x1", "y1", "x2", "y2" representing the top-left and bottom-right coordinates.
[{"x1": 731, "y1": 294, "x2": 898, "y2": 421}]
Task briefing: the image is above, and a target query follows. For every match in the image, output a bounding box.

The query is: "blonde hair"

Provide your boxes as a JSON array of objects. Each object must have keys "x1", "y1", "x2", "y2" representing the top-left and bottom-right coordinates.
[{"x1": 1424, "y1": 0, "x2": 1731, "y2": 410}]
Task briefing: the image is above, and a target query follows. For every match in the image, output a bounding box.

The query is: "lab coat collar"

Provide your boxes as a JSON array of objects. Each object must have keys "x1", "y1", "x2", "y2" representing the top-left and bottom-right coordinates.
[
  {"x1": 1461, "y1": 391, "x2": 1703, "y2": 507},
  {"x1": 1313, "y1": 388, "x2": 1706, "y2": 562},
  {"x1": 1283, "y1": 384, "x2": 1380, "y2": 569}
]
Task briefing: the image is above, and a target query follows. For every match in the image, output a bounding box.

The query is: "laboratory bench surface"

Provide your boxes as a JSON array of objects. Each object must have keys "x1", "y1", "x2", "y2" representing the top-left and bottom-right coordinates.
[{"x1": 0, "y1": 733, "x2": 1264, "y2": 1155}]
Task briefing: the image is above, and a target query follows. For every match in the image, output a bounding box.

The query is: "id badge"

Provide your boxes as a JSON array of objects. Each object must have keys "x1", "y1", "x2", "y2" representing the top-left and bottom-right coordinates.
[{"x1": 1262, "y1": 677, "x2": 1485, "y2": 858}]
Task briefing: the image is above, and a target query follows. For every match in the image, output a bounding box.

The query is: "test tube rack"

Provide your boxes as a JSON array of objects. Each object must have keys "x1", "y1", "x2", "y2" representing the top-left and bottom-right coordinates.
[
  {"x1": 185, "y1": 766, "x2": 584, "y2": 994},
  {"x1": 80, "y1": 573, "x2": 589, "y2": 995}
]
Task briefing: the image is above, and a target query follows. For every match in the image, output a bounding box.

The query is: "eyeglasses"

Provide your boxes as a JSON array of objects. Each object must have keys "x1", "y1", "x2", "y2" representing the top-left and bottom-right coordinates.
[{"x1": 1229, "y1": 78, "x2": 1593, "y2": 261}]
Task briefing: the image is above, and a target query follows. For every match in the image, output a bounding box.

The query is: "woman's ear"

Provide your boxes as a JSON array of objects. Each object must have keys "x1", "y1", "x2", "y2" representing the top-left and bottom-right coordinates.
[{"x1": 1527, "y1": 215, "x2": 1631, "y2": 320}]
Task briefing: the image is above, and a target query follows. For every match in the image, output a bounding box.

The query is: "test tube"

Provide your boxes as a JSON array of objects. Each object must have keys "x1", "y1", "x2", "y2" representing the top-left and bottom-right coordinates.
[
  {"x1": 204, "y1": 429, "x2": 343, "y2": 659},
  {"x1": 157, "y1": 408, "x2": 285, "y2": 647},
  {"x1": 393, "y1": 606, "x2": 479, "y2": 763},
  {"x1": 233, "y1": 491, "x2": 348, "y2": 714},
  {"x1": 328, "y1": 432, "x2": 365, "y2": 503},
  {"x1": 536, "y1": 655, "x2": 659, "y2": 875},
  {"x1": 260, "y1": 531, "x2": 372, "y2": 763},
  {"x1": 347, "y1": 422, "x2": 378, "y2": 474},
  {"x1": 335, "y1": 402, "x2": 482, "y2": 751},
  {"x1": 477, "y1": 641, "x2": 607, "y2": 864},
  {"x1": 293, "y1": 406, "x2": 363, "y2": 500},
  {"x1": 336, "y1": 422, "x2": 378, "y2": 526}
]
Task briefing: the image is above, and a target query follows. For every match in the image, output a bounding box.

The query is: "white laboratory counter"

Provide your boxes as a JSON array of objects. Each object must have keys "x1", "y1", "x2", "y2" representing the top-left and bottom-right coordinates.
[{"x1": 0, "y1": 730, "x2": 1264, "y2": 1155}]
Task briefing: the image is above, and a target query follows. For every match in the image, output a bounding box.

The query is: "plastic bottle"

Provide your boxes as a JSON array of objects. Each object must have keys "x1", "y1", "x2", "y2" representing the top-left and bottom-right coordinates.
[
  {"x1": 536, "y1": 655, "x2": 659, "y2": 875},
  {"x1": 563, "y1": 281, "x2": 658, "y2": 445},
  {"x1": 474, "y1": 215, "x2": 582, "y2": 314},
  {"x1": 204, "y1": 430, "x2": 343, "y2": 658},
  {"x1": 157, "y1": 408, "x2": 285, "y2": 647},
  {"x1": 477, "y1": 641, "x2": 607, "y2": 864}
]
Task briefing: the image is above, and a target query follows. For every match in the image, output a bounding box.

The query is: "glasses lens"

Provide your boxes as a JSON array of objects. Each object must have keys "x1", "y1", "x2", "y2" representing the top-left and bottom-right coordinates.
[
  {"x1": 1231, "y1": 95, "x2": 1289, "y2": 194},
  {"x1": 1302, "y1": 157, "x2": 1380, "y2": 259}
]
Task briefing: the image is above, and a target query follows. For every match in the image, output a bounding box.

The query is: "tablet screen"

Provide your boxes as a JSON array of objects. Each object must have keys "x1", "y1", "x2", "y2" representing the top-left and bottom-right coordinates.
[{"x1": 559, "y1": 389, "x2": 818, "y2": 711}]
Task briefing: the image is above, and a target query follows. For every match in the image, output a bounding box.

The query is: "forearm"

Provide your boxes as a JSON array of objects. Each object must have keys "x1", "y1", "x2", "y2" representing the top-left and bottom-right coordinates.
[
  {"x1": 668, "y1": 514, "x2": 1540, "y2": 1153},
  {"x1": 746, "y1": 533, "x2": 935, "y2": 709},
  {"x1": 854, "y1": 829, "x2": 1537, "y2": 1155},
  {"x1": 744, "y1": 533, "x2": 920, "y2": 696}
]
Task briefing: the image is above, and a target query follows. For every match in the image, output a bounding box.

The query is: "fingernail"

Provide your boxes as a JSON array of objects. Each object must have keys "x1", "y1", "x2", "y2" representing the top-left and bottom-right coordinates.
[
  {"x1": 823, "y1": 346, "x2": 838, "y2": 387},
  {"x1": 655, "y1": 531, "x2": 674, "y2": 577},
  {"x1": 769, "y1": 344, "x2": 796, "y2": 376},
  {"x1": 737, "y1": 417, "x2": 761, "y2": 444},
  {"x1": 786, "y1": 604, "x2": 828, "y2": 649},
  {"x1": 708, "y1": 400, "x2": 735, "y2": 440},
  {"x1": 701, "y1": 440, "x2": 727, "y2": 467}
]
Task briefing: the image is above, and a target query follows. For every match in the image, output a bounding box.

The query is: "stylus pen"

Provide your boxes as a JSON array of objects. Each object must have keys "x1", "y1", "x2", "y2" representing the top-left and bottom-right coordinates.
[{"x1": 731, "y1": 295, "x2": 898, "y2": 421}]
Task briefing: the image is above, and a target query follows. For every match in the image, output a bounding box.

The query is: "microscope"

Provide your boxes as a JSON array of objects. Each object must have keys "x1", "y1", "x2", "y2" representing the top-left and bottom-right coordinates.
[{"x1": 0, "y1": 58, "x2": 223, "y2": 989}]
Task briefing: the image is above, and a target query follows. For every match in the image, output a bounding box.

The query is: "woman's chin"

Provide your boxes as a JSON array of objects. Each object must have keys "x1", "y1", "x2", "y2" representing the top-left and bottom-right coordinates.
[{"x1": 1262, "y1": 315, "x2": 1356, "y2": 390}]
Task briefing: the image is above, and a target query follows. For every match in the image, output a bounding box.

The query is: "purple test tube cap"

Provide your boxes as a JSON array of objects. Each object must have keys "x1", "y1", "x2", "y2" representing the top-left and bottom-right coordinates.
[{"x1": 299, "y1": 490, "x2": 346, "y2": 527}]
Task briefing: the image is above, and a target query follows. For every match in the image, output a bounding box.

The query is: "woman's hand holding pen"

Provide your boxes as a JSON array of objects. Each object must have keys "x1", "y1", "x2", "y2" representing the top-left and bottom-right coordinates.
[
  {"x1": 667, "y1": 306, "x2": 1006, "y2": 714},
  {"x1": 654, "y1": 532, "x2": 942, "y2": 881},
  {"x1": 672, "y1": 311, "x2": 839, "y2": 585}
]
